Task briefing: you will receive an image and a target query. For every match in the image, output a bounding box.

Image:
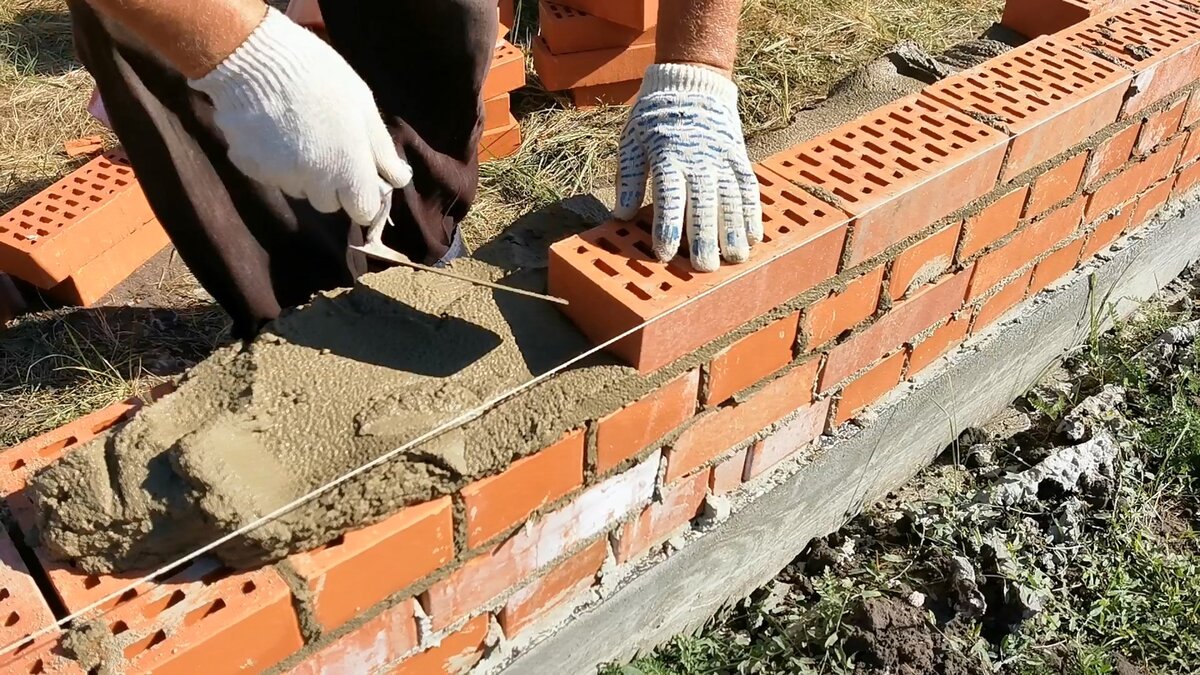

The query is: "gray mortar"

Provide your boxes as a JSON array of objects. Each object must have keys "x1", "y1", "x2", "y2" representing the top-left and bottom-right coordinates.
[{"x1": 28, "y1": 39, "x2": 1016, "y2": 575}]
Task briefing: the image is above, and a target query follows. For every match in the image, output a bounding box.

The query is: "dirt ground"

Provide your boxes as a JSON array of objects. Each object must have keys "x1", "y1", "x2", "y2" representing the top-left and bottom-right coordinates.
[
  {"x1": 619, "y1": 267, "x2": 1200, "y2": 674},
  {"x1": 0, "y1": 0, "x2": 1003, "y2": 447}
]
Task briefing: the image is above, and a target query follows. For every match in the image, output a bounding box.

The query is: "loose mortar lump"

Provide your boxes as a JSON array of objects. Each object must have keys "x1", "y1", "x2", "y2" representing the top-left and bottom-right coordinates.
[{"x1": 28, "y1": 200, "x2": 652, "y2": 573}]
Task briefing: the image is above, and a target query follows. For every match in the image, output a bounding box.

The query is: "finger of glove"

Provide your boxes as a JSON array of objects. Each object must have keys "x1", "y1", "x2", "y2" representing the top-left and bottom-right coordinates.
[
  {"x1": 613, "y1": 126, "x2": 648, "y2": 220},
  {"x1": 651, "y1": 168, "x2": 687, "y2": 263},
  {"x1": 369, "y1": 117, "x2": 413, "y2": 189},
  {"x1": 308, "y1": 184, "x2": 341, "y2": 214},
  {"x1": 338, "y1": 177, "x2": 391, "y2": 226},
  {"x1": 731, "y1": 154, "x2": 764, "y2": 245},
  {"x1": 686, "y1": 174, "x2": 721, "y2": 273},
  {"x1": 717, "y1": 173, "x2": 749, "y2": 264}
]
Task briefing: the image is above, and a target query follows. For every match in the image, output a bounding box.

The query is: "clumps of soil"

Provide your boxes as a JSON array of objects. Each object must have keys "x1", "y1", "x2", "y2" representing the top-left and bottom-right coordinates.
[{"x1": 843, "y1": 598, "x2": 940, "y2": 675}]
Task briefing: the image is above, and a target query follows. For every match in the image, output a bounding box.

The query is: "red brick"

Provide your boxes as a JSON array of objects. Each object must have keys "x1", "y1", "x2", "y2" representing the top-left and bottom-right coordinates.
[
  {"x1": 1062, "y1": 1, "x2": 1200, "y2": 116},
  {"x1": 288, "y1": 600, "x2": 419, "y2": 675},
  {"x1": 0, "y1": 529, "x2": 59, "y2": 670},
  {"x1": 532, "y1": 37, "x2": 655, "y2": 90},
  {"x1": 499, "y1": 0, "x2": 514, "y2": 30},
  {"x1": 499, "y1": 539, "x2": 607, "y2": 637},
  {"x1": 615, "y1": 470, "x2": 708, "y2": 563},
  {"x1": 1131, "y1": 178, "x2": 1175, "y2": 229},
  {"x1": 0, "y1": 636, "x2": 80, "y2": 675},
  {"x1": 483, "y1": 93, "x2": 511, "y2": 131},
  {"x1": 1081, "y1": 204, "x2": 1137, "y2": 259},
  {"x1": 482, "y1": 41, "x2": 525, "y2": 99},
  {"x1": 572, "y1": 80, "x2": 642, "y2": 108},
  {"x1": 552, "y1": 0, "x2": 657, "y2": 29},
  {"x1": 666, "y1": 360, "x2": 819, "y2": 482},
  {"x1": 907, "y1": 315, "x2": 971, "y2": 376},
  {"x1": 549, "y1": 167, "x2": 848, "y2": 374},
  {"x1": 960, "y1": 185, "x2": 1029, "y2": 260},
  {"x1": 1175, "y1": 159, "x2": 1200, "y2": 197},
  {"x1": 834, "y1": 351, "x2": 907, "y2": 425},
  {"x1": 64, "y1": 135, "x2": 105, "y2": 158},
  {"x1": 1029, "y1": 238, "x2": 1086, "y2": 295},
  {"x1": 973, "y1": 270, "x2": 1034, "y2": 332},
  {"x1": 596, "y1": 370, "x2": 699, "y2": 473},
  {"x1": 391, "y1": 614, "x2": 489, "y2": 675},
  {"x1": 1087, "y1": 136, "x2": 1185, "y2": 220},
  {"x1": 743, "y1": 398, "x2": 831, "y2": 480},
  {"x1": 763, "y1": 93, "x2": 1007, "y2": 266},
  {"x1": 969, "y1": 199, "x2": 1084, "y2": 299},
  {"x1": 925, "y1": 36, "x2": 1131, "y2": 182},
  {"x1": 1184, "y1": 89, "x2": 1200, "y2": 128},
  {"x1": 462, "y1": 431, "x2": 584, "y2": 548},
  {"x1": 1001, "y1": 0, "x2": 1132, "y2": 38},
  {"x1": 539, "y1": 2, "x2": 654, "y2": 54},
  {"x1": 1027, "y1": 152, "x2": 1087, "y2": 217},
  {"x1": 100, "y1": 563, "x2": 303, "y2": 675},
  {"x1": 422, "y1": 456, "x2": 657, "y2": 630},
  {"x1": 803, "y1": 267, "x2": 883, "y2": 349},
  {"x1": 709, "y1": 447, "x2": 748, "y2": 495},
  {"x1": 0, "y1": 152, "x2": 154, "y2": 288},
  {"x1": 1181, "y1": 127, "x2": 1200, "y2": 166},
  {"x1": 47, "y1": 218, "x2": 169, "y2": 306},
  {"x1": 888, "y1": 222, "x2": 961, "y2": 300},
  {"x1": 479, "y1": 113, "x2": 521, "y2": 162},
  {"x1": 1085, "y1": 123, "x2": 1140, "y2": 188},
  {"x1": 820, "y1": 270, "x2": 973, "y2": 389},
  {"x1": 1135, "y1": 97, "x2": 1188, "y2": 156},
  {"x1": 289, "y1": 498, "x2": 454, "y2": 632},
  {"x1": 706, "y1": 314, "x2": 799, "y2": 405}
]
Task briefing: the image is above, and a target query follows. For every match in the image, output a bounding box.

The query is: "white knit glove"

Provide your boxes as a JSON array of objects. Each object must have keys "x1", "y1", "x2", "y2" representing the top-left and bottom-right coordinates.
[
  {"x1": 614, "y1": 64, "x2": 763, "y2": 272},
  {"x1": 189, "y1": 8, "x2": 411, "y2": 226}
]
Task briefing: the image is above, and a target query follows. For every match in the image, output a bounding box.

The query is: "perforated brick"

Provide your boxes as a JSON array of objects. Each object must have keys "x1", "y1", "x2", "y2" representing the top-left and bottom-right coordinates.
[
  {"x1": 924, "y1": 36, "x2": 1131, "y2": 182},
  {"x1": 482, "y1": 41, "x2": 526, "y2": 100},
  {"x1": 0, "y1": 528, "x2": 65, "y2": 674},
  {"x1": 1061, "y1": 0, "x2": 1200, "y2": 115},
  {"x1": 761, "y1": 93, "x2": 1008, "y2": 266},
  {"x1": 549, "y1": 166, "x2": 848, "y2": 373},
  {"x1": 0, "y1": 151, "x2": 153, "y2": 288},
  {"x1": 47, "y1": 218, "x2": 170, "y2": 307},
  {"x1": 1001, "y1": 0, "x2": 1134, "y2": 39},
  {"x1": 539, "y1": 1, "x2": 654, "y2": 54}
]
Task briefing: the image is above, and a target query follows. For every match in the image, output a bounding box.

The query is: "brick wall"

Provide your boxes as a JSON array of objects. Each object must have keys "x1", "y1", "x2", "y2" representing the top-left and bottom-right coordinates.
[{"x1": 5, "y1": 1, "x2": 1200, "y2": 672}]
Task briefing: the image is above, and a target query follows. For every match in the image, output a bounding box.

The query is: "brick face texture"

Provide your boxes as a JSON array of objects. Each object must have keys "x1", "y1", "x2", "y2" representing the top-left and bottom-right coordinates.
[{"x1": 8, "y1": 1, "x2": 1200, "y2": 670}]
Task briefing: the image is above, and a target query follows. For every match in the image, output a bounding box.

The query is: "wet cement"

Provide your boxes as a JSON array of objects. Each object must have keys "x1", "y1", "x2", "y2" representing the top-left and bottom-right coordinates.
[{"x1": 29, "y1": 38, "x2": 1012, "y2": 574}]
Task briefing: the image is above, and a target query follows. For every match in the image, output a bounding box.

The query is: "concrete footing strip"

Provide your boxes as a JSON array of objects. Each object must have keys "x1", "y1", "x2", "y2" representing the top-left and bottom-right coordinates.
[{"x1": 500, "y1": 198, "x2": 1200, "y2": 673}]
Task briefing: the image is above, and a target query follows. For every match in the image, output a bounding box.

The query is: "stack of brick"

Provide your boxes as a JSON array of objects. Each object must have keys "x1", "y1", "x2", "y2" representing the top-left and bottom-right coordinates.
[
  {"x1": 533, "y1": 1, "x2": 656, "y2": 108},
  {"x1": 481, "y1": 38, "x2": 527, "y2": 162},
  {"x1": 5, "y1": 0, "x2": 1200, "y2": 672},
  {"x1": 0, "y1": 151, "x2": 168, "y2": 307}
]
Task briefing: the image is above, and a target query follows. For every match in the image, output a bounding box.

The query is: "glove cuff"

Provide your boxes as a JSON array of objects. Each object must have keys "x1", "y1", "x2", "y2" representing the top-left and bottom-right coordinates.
[
  {"x1": 641, "y1": 63, "x2": 738, "y2": 105},
  {"x1": 188, "y1": 7, "x2": 310, "y2": 111}
]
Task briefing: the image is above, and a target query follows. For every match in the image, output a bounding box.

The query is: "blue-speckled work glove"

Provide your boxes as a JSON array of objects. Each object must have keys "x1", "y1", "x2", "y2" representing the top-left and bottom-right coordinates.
[{"x1": 613, "y1": 63, "x2": 763, "y2": 272}]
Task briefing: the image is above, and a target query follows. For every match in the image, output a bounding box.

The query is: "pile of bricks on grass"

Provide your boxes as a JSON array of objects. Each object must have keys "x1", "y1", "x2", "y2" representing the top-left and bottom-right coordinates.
[
  {"x1": 0, "y1": 150, "x2": 168, "y2": 309},
  {"x1": 6, "y1": 0, "x2": 1200, "y2": 672},
  {"x1": 532, "y1": 0, "x2": 657, "y2": 108}
]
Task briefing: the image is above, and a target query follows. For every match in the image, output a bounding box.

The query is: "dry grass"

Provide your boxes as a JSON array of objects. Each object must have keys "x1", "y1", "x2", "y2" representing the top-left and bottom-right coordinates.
[{"x1": 1, "y1": 0, "x2": 1001, "y2": 445}]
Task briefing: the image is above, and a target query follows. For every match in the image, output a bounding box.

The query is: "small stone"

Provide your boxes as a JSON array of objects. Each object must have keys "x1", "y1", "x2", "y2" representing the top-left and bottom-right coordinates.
[{"x1": 907, "y1": 591, "x2": 926, "y2": 607}]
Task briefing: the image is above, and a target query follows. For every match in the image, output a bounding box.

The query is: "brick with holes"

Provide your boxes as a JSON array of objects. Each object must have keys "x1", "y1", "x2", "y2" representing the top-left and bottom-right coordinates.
[
  {"x1": 742, "y1": 398, "x2": 831, "y2": 480},
  {"x1": 539, "y1": 1, "x2": 654, "y2": 54},
  {"x1": 96, "y1": 561, "x2": 303, "y2": 675},
  {"x1": 549, "y1": 167, "x2": 848, "y2": 373},
  {"x1": 483, "y1": 41, "x2": 525, "y2": 100},
  {"x1": 924, "y1": 36, "x2": 1131, "y2": 182},
  {"x1": 288, "y1": 497, "x2": 454, "y2": 632},
  {"x1": 1027, "y1": 152, "x2": 1088, "y2": 217},
  {"x1": 1087, "y1": 135, "x2": 1185, "y2": 220},
  {"x1": 709, "y1": 447, "x2": 749, "y2": 494},
  {"x1": 551, "y1": 0, "x2": 657, "y2": 30},
  {"x1": 1061, "y1": 1, "x2": 1200, "y2": 116},
  {"x1": 1001, "y1": 0, "x2": 1134, "y2": 39},
  {"x1": 1180, "y1": 126, "x2": 1200, "y2": 167},
  {"x1": 392, "y1": 614, "x2": 489, "y2": 675},
  {"x1": 0, "y1": 528, "x2": 74, "y2": 675},
  {"x1": 1176, "y1": 158, "x2": 1200, "y2": 197},
  {"x1": 1029, "y1": 237, "x2": 1086, "y2": 294},
  {"x1": 615, "y1": 469, "x2": 708, "y2": 563},
  {"x1": 888, "y1": 221, "x2": 961, "y2": 301},
  {"x1": 48, "y1": 218, "x2": 170, "y2": 306},
  {"x1": 1082, "y1": 203, "x2": 1137, "y2": 259},
  {"x1": 479, "y1": 113, "x2": 522, "y2": 162},
  {"x1": 499, "y1": 539, "x2": 608, "y2": 637},
  {"x1": 0, "y1": 151, "x2": 154, "y2": 288},
  {"x1": 907, "y1": 314, "x2": 971, "y2": 376},
  {"x1": 762, "y1": 93, "x2": 1008, "y2": 266}
]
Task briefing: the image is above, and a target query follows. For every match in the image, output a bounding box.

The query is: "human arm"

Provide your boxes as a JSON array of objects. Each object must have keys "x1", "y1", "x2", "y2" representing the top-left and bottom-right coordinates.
[
  {"x1": 84, "y1": 0, "x2": 410, "y2": 225},
  {"x1": 613, "y1": 0, "x2": 762, "y2": 272}
]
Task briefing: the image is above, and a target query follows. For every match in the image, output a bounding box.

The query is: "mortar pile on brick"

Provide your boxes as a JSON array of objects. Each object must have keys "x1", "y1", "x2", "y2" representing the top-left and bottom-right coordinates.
[{"x1": 533, "y1": 1, "x2": 658, "y2": 107}]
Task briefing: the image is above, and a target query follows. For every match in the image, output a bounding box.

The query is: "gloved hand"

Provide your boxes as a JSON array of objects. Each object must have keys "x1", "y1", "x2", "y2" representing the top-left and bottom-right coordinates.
[
  {"x1": 613, "y1": 63, "x2": 763, "y2": 272},
  {"x1": 189, "y1": 7, "x2": 411, "y2": 226}
]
